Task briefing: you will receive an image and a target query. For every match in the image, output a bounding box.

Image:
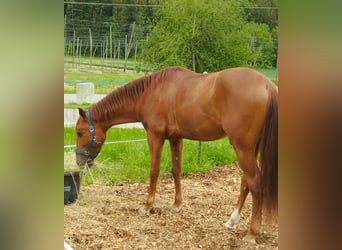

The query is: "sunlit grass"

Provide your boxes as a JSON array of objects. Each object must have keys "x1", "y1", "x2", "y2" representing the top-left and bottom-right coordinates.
[{"x1": 64, "y1": 67, "x2": 146, "y2": 94}]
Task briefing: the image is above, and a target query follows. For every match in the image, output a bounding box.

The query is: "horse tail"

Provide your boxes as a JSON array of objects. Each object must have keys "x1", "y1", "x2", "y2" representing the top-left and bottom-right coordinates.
[{"x1": 259, "y1": 85, "x2": 278, "y2": 217}]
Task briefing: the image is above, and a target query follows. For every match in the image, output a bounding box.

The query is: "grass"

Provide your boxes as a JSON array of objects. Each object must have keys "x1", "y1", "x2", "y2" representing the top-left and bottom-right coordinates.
[
  {"x1": 64, "y1": 102, "x2": 92, "y2": 109},
  {"x1": 64, "y1": 83, "x2": 121, "y2": 95},
  {"x1": 256, "y1": 68, "x2": 278, "y2": 80},
  {"x1": 64, "y1": 70, "x2": 144, "y2": 84},
  {"x1": 64, "y1": 68, "x2": 146, "y2": 94},
  {"x1": 64, "y1": 127, "x2": 236, "y2": 185},
  {"x1": 256, "y1": 68, "x2": 278, "y2": 85}
]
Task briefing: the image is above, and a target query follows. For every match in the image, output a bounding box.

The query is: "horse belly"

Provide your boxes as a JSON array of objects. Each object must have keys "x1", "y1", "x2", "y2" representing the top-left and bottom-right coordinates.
[
  {"x1": 175, "y1": 112, "x2": 225, "y2": 141},
  {"x1": 182, "y1": 130, "x2": 226, "y2": 141}
]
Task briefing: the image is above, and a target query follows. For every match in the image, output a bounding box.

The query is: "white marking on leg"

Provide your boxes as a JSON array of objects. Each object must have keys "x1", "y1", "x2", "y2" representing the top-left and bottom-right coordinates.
[
  {"x1": 224, "y1": 208, "x2": 240, "y2": 228},
  {"x1": 64, "y1": 241, "x2": 74, "y2": 250}
]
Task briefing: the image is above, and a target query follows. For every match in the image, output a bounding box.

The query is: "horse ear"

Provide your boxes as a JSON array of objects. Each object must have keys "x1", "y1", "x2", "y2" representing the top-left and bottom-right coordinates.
[{"x1": 78, "y1": 108, "x2": 86, "y2": 119}]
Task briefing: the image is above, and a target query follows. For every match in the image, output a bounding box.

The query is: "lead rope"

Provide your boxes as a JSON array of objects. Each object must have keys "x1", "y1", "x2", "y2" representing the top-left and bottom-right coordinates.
[
  {"x1": 70, "y1": 171, "x2": 80, "y2": 198},
  {"x1": 84, "y1": 163, "x2": 95, "y2": 184}
]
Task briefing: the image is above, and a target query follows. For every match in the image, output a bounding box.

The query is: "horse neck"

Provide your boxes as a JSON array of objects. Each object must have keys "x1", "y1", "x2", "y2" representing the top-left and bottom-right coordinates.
[
  {"x1": 91, "y1": 93, "x2": 140, "y2": 132},
  {"x1": 90, "y1": 68, "x2": 173, "y2": 131}
]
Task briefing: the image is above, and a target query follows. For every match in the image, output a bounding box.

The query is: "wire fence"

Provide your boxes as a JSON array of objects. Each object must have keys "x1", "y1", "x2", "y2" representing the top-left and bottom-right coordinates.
[
  {"x1": 64, "y1": 138, "x2": 147, "y2": 149},
  {"x1": 64, "y1": 138, "x2": 207, "y2": 165}
]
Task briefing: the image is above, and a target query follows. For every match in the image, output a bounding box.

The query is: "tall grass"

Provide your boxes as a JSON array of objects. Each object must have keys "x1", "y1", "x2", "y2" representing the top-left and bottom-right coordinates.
[{"x1": 64, "y1": 127, "x2": 237, "y2": 185}]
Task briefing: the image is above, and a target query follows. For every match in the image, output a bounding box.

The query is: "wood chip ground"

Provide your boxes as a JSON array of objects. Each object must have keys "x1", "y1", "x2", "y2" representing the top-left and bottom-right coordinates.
[{"x1": 64, "y1": 165, "x2": 278, "y2": 249}]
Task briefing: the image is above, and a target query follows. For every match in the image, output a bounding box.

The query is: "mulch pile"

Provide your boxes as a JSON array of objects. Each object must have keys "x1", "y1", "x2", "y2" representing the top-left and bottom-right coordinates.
[{"x1": 64, "y1": 165, "x2": 278, "y2": 249}]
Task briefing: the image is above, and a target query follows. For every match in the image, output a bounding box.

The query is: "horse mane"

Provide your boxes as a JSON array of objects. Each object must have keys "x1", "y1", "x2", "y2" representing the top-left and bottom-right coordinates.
[{"x1": 91, "y1": 66, "x2": 184, "y2": 121}]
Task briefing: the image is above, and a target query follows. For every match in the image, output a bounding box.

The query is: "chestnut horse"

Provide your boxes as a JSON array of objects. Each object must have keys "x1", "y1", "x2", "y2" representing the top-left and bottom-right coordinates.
[{"x1": 75, "y1": 66, "x2": 278, "y2": 242}]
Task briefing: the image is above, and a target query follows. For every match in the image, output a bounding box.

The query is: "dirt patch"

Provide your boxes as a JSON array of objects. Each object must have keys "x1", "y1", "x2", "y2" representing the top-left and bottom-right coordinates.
[{"x1": 64, "y1": 165, "x2": 278, "y2": 249}]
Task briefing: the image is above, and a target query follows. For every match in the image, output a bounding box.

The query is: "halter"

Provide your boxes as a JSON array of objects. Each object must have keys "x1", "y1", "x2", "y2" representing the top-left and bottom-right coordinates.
[{"x1": 75, "y1": 110, "x2": 104, "y2": 157}]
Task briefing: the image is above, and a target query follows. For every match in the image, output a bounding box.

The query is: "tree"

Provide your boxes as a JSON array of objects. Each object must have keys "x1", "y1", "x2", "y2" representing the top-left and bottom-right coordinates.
[
  {"x1": 141, "y1": 0, "x2": 271, "y2": 72},
  {"x1": 63, "y1": 0, "x2": 277, "y2": 69},
  {"x1": 237, "y1": 22, "x2": 276, "y2": 67},
  {"x1": 64, "y1": 0, "x2": 158, "y2": 58},
  {"x1": 246, "y1": 0, "x2": 278, "y2": 30}
]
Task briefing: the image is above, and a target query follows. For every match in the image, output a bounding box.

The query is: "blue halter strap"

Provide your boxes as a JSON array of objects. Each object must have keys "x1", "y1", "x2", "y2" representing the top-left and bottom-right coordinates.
[{"x1": 75, "y1": 110, "x2": 104, "y2": 157}]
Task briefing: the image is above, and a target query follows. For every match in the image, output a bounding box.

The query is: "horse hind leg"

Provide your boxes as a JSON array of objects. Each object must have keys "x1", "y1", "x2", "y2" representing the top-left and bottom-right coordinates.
[
  {"x1": 169, "y1": 138, "x2": 183, "y2": 212},
  {"x1": 225, "y1": 147, "x2": 262, "y2": 243},
  {"x1": 224, "y1": 175, "x2": 249, "y2": 228}
]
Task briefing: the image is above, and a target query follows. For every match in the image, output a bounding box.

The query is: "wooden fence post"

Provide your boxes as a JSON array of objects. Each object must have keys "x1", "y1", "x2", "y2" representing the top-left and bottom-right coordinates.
[{"x1": 89, "y1": 28, "x2": 93, "y2": 69}]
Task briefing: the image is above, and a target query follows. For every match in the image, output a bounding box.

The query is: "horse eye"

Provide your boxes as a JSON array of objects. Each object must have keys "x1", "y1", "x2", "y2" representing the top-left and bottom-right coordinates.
[{"x1": 77, "y1": 131, "x2": 83, "y2": 137}]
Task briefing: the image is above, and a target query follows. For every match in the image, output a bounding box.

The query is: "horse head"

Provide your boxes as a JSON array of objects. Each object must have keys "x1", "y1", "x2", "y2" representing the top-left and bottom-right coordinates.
[{"x1": 75, "y1": 108, "x2": 106, "y2": 167}]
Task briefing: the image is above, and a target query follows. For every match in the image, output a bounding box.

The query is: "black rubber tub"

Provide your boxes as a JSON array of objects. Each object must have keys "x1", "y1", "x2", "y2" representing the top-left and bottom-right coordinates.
[{"x1": 64, "y1": 171, "x2": 82, "y2": 205}]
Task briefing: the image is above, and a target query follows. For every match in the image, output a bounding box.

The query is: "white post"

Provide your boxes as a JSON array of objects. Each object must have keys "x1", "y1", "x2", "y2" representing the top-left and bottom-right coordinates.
[{"x1": 76, "y1": 82, "x2": 95, "y2": 104}]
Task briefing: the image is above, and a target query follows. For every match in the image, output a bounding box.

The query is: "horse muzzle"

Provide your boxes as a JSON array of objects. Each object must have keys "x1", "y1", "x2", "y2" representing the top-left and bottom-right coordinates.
[{"x1": 76, "y1": 156, "x2": 95, "y2": 168}]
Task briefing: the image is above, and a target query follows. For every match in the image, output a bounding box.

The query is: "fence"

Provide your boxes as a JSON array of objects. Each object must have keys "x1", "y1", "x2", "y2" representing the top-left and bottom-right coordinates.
[
  {"x1": 64, "y1": 138, "x2": 147, "y2": 149},
  {"x1": 64, "y1": 23, "x2": 147, "y2": 72},
  {"x1": 64, "y1": 138, "x2": 204, "y2": 165}
]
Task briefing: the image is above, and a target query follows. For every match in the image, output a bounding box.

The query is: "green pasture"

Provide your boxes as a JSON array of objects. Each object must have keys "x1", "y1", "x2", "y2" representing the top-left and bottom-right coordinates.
[
  {"x1": 64, "y1": 69, "x2": 145, "y2": 94},
  {"x1": 257, "y1": 68, "x2": 278, "y2": 82},
  {"x1": 64, "y1": 102, "x2": 92, "y2": 109},
  {"x1": 64, "y1": 127, "x2": 236, "y2": 185}
]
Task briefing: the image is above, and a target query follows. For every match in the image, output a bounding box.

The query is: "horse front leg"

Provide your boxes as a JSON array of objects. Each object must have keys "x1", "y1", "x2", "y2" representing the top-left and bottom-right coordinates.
[
  {"x1": 169, "y1": 138, "x2": 183, "y2": 212},
  {"x1": 137, "y1": 132, "x2": 164, "y2": 214}
]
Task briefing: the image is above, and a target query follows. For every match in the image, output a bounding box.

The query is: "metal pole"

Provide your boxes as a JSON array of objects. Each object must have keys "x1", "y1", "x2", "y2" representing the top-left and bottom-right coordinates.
[{"x1": 197, "y1": 141, "x2": 202, "y2": 165}]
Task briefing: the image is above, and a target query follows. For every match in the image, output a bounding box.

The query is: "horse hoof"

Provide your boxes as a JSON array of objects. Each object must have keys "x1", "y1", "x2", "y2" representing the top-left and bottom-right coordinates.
[
  {"x1": 169, "y1": 205, "x2": 181, "y2": 213},
  {"x1": 137, "y1": 207, "x2": 148, "y2": 215},
  {"x1": 224, "y1": 216, "x2": 240, "y2": 229},
  {"x1": 244, "y1": 233, "x2": 257, "y2": 244},
  {"x1": 224, "y1": 208, "x2": 240, "y2": 228},
  {"x1": 224, "y1": 220, "x2": 237, "y2": 229}
]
